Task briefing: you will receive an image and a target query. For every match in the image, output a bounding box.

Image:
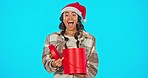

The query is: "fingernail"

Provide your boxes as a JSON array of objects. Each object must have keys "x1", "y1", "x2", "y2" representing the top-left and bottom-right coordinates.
[{"x1": 62, "y1": 57, "x2": 64, "y2": 59}]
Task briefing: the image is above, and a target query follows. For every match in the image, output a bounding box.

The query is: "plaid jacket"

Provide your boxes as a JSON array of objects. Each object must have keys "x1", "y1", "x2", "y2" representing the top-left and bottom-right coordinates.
[{"x1": 42, "y1": 31, "x2": 99, "y2": 78}]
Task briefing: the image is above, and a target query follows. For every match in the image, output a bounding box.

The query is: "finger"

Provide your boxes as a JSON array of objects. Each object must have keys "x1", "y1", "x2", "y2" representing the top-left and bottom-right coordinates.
[
  {"x1": 57, "y1": 64, "x2": 62, "y2": 67},
  {"x1": 58, "y1": 57, "x2": 64, "y2": 63},
  {"x1": 56, "y1": 63, "x2": 62, "y2": 67},
  {"x1": 54, "y1": 59, "x2": 61, "y2": 64},
  {"x1": 52, "y1": 59, "x2": 55, "y2": 62},
  {"x1": 57, "y1": 62, "x2": 62, "y2": 67},
  {"x1": 55, "y1": 57, "x2": 64, "y2": 64},
  {"x1": 54, "y1": 57, "x2": 64, "y2": 67},
  {"x1": 55, "y1": 59, "x2": 62, "y2": 66},
  {"x1": 61, "y1": 57, "x2": 64, "y2": 61},
  {"x1": 57, "y1": 62, "x2": 61, "y2": 66}
]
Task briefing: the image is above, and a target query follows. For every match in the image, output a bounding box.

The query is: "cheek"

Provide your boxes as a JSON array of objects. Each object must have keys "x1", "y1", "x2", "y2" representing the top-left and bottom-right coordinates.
[
  {"x1": 63, "y1": 19, "x2": 68, "y2": 27},
  {"x1": 74, "y1": 17, "x2": 78, "y2": 23},
  {"x1": 63, "y1": 21, "x2": 67, "y2": 26},
  {"x1": 63, "y1": 18, "x2": 67, "y2": 24},
  {"x1": 74, "y1": 18, "x2": 78, "y2": 23}
]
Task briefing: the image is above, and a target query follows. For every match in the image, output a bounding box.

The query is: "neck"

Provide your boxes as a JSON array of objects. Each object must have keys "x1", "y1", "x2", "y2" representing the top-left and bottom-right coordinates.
[{"x1": 65, "y1": 29, "x2": 76, "y2": 36}]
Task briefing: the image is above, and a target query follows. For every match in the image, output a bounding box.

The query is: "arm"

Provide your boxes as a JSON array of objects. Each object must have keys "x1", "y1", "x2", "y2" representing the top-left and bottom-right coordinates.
[
  {"x1": 86, "y1": 41, "x2": 99, "y2": 78},
  {"x1": 42, "y1": 36, "x2": 59, "y2": 73},
  {"x1": 86, "y1": 38, "x2": 99, "y2": 78}
]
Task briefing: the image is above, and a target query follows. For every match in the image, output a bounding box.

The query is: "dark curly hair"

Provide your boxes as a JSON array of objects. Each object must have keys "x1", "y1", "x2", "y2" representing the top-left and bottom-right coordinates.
[{"x1": 59, "y1": 13, "x2": 85, "y2": 48}]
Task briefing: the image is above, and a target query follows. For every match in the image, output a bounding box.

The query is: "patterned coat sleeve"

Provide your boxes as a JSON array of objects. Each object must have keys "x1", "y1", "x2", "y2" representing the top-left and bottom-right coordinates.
[
  {"x1": 86, "y1": 37, "x2": 99, "y2": 78},
  {"x1": 42, "y1": 35, "x2": 58, "y2": 73}
]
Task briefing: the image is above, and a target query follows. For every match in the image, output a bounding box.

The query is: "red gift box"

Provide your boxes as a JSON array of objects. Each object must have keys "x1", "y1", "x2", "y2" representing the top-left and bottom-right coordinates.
[
  {"x1": 63, "y1": 48, "x2": 87, "y2": 74},
  {"x1": 48, "y1": 44, "x2": 61, "y2": 60}
]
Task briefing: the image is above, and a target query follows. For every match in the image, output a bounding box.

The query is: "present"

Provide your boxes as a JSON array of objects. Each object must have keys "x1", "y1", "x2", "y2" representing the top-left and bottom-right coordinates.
[
  {"x1": 63, "y1": 48, "x2": 87, "y2": 74},
  {"x1": 48, "y1": 44, "x2": 61, "y2": 60}
]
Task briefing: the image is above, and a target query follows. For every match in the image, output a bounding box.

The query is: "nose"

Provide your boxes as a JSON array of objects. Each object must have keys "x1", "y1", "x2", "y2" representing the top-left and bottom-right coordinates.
[{"x1": 68, "y1": 15, "x2": 73, "y2": 20}]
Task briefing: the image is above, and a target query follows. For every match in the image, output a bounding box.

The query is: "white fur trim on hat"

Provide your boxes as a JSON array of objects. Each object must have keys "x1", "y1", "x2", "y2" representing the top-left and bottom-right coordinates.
[{"x1": 61, "y1": 7, "x2": 81, "y2": 17}]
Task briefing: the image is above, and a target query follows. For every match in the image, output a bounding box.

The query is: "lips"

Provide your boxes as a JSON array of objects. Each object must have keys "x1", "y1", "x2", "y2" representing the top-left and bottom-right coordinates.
[{"x1": 68, "y1": 22, "x2": 74, "y2": 28}]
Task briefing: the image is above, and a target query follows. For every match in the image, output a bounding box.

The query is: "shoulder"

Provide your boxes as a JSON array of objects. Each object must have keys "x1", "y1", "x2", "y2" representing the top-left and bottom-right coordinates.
[
  {"x1": 47, "y1": 31, "x2": 60, "y2": 37},
  {"x1": 81, "y1": 31, "x2": 96, "y2": 47},
  {"x1": 82, "y1": 31, "x2": 96, "y2": 41},
  {"x1": 46, "y1": 31, "x2": 61, "y2": 42}
]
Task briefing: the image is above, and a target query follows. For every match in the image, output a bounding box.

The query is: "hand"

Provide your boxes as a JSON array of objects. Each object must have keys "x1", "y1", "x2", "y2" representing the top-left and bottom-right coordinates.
[{"x1": 51, "y1": 57, "x2": 64, "y2": 68}]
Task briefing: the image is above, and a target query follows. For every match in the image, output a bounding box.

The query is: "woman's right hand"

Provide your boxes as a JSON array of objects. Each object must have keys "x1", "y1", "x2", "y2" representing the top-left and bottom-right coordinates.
[{"x1": 51, "y1": 57, "x2": 64, "y2": 68}]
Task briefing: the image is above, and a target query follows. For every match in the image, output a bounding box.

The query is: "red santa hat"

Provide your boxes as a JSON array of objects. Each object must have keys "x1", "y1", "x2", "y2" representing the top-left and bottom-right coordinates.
[{"x1": 61, "y1": 2, "x2": 86, "y2": 22}]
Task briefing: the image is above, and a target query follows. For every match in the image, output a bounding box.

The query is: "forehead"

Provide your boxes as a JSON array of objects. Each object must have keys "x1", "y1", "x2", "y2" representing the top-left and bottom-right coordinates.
[{"x1": 64, "y1": 10, "x2": 77, "y2": 14}]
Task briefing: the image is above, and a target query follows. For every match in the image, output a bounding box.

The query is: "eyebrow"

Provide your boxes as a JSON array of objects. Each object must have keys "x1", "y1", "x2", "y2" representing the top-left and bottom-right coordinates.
[
  {"x1": 65, "y1": 12, "x2": 69, "y2": 14},
  {"x1": 72, "y1": 12, "x2": 76, "y2": 13},
  {"x1": 64, "y1": 11, "x2": 76, "y2": 14}
]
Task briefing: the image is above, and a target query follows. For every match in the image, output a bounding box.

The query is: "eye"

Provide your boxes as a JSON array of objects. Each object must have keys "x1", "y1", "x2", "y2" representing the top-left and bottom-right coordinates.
[
  {"x1": 65, "y1": 14, "x2": 68, "y2": 17},
  {"x1": 72, "y1": 14, "x2": 76, "y2": 16}
]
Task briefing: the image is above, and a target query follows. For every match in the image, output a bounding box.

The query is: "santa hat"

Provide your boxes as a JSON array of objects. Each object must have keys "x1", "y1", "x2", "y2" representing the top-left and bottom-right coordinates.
[{"x1": 61, "y1": 2, "x2": 86, "y2": 22}]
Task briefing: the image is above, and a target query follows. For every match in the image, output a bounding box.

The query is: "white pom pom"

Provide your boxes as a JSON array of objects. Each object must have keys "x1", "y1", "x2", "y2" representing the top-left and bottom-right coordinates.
[{"x1": 82, "y1": 19, "x2": 86, "y2": 22}]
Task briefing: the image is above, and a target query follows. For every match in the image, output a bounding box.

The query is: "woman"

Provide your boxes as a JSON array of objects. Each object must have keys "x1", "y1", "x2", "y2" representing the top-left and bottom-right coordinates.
[{"x1": 42, "y1": 2, "x2": 99, "y2": 78}]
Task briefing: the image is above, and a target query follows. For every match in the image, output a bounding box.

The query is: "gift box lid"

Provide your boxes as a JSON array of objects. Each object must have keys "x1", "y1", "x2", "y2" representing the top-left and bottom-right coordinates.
[{"x1": 48, "y1": 44, "x2": 61, "y2": 60}]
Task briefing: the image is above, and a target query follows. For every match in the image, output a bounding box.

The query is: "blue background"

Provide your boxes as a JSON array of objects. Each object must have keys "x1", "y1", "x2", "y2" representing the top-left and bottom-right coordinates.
[{"x1": 0, "y1": 0, "x2": 148, "y2": 78}]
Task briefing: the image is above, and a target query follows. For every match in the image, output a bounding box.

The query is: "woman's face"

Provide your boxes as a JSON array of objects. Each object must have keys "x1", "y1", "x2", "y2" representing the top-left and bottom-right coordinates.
[{"x1": 63, "y1": 11, "x2": 78, "y2": 31}]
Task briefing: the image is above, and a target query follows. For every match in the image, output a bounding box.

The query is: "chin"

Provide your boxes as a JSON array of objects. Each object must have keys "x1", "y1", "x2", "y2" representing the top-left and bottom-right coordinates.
[{"x1": 67, "y1": 28, "x2": 75, "y2": 31}]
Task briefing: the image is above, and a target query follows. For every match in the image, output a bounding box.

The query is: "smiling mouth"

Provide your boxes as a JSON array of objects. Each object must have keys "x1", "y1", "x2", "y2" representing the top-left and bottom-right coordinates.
[{"x1": 68, "y1": 22, "x2": 74, "y2": 28}]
